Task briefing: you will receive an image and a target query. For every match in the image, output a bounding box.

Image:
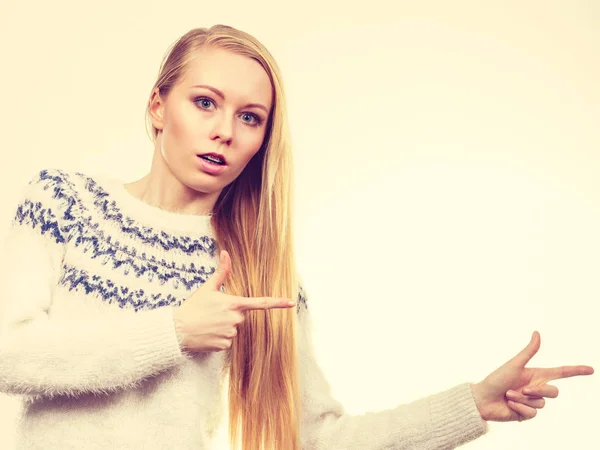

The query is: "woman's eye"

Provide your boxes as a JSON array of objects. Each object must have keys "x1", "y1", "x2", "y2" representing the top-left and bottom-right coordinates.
[
  {"x1": 195, "y1": 97, "x2": 262, "y2": 127},
  {"x1": 241, "y1": 113, "x2": 261, "y2": 126},
  {"x1": 195, "y1": 97, "x2": 214, "y2": 110}
]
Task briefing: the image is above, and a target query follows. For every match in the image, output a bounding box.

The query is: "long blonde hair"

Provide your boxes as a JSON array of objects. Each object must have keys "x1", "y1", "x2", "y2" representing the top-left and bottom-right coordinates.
[{"x1": 145, "y1": 25, "x2": 301, "y2": 450}]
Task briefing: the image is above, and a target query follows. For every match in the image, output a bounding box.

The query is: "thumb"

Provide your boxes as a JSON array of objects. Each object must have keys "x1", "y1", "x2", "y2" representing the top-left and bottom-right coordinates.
[
  {"x1": 204, "y1": 250, "x2": 231, "y2": 291},
  {"x1": 509, "y1": 331, "x2": 541, "y2": 368}
]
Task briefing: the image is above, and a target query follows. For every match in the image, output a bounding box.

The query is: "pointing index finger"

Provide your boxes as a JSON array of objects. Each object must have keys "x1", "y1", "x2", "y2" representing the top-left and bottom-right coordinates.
[
  {"x1": 545, "y1": 365, "x2": 595, "y2": 381},
  {"x1": 233, "y1": 296, "x2": 295, "y2": 312}
]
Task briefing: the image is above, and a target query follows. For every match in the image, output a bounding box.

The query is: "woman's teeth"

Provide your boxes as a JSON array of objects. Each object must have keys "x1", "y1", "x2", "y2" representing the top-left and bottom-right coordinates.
[{"x1": 200, "y1": 155, "x2": 224, "y2": 165}]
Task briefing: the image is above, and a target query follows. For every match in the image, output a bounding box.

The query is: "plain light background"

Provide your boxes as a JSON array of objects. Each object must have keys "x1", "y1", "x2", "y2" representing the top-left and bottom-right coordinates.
[{"x1": 0, "y1": 0, "x2": 598, "y2": 448}]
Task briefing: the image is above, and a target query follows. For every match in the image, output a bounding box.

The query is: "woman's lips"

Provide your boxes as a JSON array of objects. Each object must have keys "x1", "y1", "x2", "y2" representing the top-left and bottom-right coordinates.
[
  {"x1": 197, "y1": 152, "x2": 227, "y2": 165},
  {"x1": 196, "y1": 155, "x2": 227, "y2": 175}
]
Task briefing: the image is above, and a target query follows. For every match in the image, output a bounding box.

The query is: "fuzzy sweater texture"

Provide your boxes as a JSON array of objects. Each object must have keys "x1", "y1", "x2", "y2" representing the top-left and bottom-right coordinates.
[{"x1": 0, "y1": 169, "x2": 488, "y2": 449}]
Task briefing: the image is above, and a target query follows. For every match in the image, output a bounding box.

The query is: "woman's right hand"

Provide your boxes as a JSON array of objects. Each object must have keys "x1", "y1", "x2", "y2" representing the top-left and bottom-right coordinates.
[{"x1": 172, "y1": 250, "x2": 295, "y2": 353}]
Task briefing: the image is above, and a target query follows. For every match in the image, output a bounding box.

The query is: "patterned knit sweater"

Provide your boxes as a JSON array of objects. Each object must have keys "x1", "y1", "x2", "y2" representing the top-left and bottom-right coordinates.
[{"x1": 0, "y1": 169, "x2": 488, "y2": 449}]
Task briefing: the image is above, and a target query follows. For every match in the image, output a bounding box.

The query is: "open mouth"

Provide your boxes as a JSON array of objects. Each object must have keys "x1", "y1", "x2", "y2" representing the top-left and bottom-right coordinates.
[{"x1": 198, "y1": 154, "x2": 226, "y2": 165}]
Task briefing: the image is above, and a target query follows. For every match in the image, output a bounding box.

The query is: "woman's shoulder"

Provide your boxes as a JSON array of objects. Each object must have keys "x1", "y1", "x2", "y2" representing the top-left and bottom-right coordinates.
[
  {"x1": 8, "y1": 168, "x2": 79, "y2": 245},
  {"x1": 19, "y1": 167, "x2": 106, "y2": 200},
  {"x1": 11, "y1": 167, "x2": 118, "y2": 244},
  {"x1": 15, "y1": 167, "x2": 70, "y2": 207},
  {"x1": 15, "y1": 167, "x2": 107, "y2": 225},
  {"x1": 19, "y1": 167, "x2": 84, "y2": 194}
]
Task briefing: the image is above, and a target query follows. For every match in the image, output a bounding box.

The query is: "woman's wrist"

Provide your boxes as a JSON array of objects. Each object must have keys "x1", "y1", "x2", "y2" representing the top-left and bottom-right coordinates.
[
  {"x1": 470, "y1": 382, "x2": 489, "y2": 421},
  {"x1": 172, "y1": 308, "x2": 188, "y2": 349}
]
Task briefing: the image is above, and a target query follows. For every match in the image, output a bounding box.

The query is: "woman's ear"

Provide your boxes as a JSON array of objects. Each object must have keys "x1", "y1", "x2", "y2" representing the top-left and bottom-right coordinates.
[{"x1": 148, "y1": 88, "x2": 165, "y2": 131}]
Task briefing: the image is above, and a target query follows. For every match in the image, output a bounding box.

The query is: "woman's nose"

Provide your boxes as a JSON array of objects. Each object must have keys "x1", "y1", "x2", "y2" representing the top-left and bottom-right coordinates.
[{"x1": 210, "y1": 113, "x2": 234, "y2": 144}]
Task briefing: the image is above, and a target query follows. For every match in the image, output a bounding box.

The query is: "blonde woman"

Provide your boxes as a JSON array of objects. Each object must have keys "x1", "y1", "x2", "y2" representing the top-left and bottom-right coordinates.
[{"x1": 0, "y1": 25, "x2": 593, "y2": 450}]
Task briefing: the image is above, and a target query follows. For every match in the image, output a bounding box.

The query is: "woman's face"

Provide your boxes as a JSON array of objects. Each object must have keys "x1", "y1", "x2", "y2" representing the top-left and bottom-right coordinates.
[{"x1": 149, "y1": 46, "x2": 273, "y2": 196}]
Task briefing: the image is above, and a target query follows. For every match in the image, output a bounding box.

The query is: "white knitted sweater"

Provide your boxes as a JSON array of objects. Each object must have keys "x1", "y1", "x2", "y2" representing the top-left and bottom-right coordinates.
[{"x1": 0, "y1": 169, "x2": 488, "y2": 449}]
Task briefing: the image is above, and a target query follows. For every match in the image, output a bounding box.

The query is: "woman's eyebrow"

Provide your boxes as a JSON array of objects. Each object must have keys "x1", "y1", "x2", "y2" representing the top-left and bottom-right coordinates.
[{"x1": 191, "y1": 84, "x2": 268, "y2": 113}]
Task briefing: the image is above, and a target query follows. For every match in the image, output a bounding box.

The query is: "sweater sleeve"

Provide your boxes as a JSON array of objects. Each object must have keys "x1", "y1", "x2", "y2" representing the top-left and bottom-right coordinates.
[
  {"x1": 296, "y1": 297, "x2": 489, "y2": 449},
  {"x1": 0, "y1": 170, "x2": 188, "y2": 401}
]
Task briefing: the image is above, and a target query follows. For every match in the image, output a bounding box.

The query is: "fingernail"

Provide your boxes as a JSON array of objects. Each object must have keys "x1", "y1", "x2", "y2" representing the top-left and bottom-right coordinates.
[
  {"x1": 506, "y1": 390, "x2": 517, "y2": 397},
  {"x1": 523, "y1": 388, "x2": 532, "y2": 394}
]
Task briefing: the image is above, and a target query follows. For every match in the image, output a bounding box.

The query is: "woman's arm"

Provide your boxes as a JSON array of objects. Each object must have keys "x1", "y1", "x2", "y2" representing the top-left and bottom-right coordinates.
[
  {"x1": 0, "y1": 171, "x2": 187, "y2": 401},
  {"x1": 296, "y1": 296, "x2": 488, "y2": 450}
]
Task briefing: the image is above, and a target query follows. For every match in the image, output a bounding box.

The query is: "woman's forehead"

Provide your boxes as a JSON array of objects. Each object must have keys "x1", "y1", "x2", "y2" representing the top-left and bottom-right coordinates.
[{"x1": 178, "y1": 48, "x2": 273, "y2": 107}]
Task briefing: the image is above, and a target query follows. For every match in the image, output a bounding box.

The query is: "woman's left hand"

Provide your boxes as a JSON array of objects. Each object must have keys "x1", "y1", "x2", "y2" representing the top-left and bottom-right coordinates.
[{"x1": 470, "y1": 331, "x2": 594, "y2": 422}]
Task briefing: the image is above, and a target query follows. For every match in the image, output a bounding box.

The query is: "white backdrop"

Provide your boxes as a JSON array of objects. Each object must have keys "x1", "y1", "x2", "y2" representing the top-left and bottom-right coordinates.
[{"x1": 0, "y1": 0, "x2": 598, "y2": 448}]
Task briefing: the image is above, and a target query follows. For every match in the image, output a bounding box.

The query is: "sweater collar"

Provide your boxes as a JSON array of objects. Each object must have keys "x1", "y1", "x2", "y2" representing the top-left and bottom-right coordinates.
[{"x1": 94, "y1": 173, "x2": 216, "y2": 237}]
